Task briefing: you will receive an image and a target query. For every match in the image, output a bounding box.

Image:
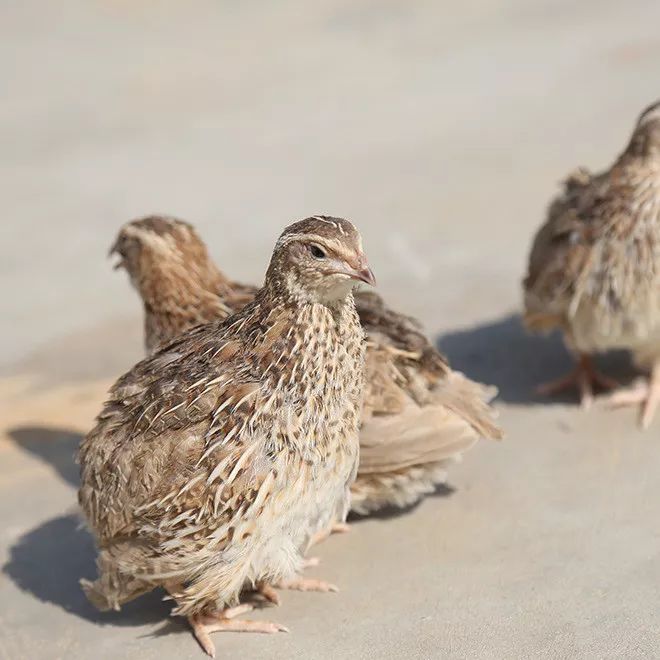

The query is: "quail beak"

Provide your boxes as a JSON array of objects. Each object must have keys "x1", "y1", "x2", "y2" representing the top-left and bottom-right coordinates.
[
  {"x1": 108, "y1": 242, "x2": 124, "y2": 270},
  {"x1": 348, "y1": 256, "x2": 376, "y2": 287}
]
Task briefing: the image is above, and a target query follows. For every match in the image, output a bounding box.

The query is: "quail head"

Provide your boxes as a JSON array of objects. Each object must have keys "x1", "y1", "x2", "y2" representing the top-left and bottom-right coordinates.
[
  {"x1": 524, "y1": 100, "x2": 660, "y2": 425},
  {"x1": 80, "y1": 216, "x2": 373, "y2": 657},
  {"x1": 109, "y1": 216, "x2": 253, "y2": 353},
  {"x1": 112, "y1": 216, "x2": 502, "y2": 517}
]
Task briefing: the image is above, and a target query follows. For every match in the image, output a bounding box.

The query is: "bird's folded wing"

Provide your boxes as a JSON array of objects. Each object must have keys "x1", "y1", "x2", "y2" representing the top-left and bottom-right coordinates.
[
  {"x1": 358, "y1": 371, "x2": 501, "y2": 476},
  {"x1": 524, "y1": 167, "x2": 610, "y2": 318},
  {"x1": 79, "y1": 329, "x2": 268, "y2": 546}
]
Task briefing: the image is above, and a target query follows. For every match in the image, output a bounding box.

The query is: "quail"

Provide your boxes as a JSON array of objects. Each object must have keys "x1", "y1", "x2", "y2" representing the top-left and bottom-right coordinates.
[
  {"x1": 524, "y1": 101, "x2": 660, "y2": 426},
  {"x1": 108, "y1": 215, "x2": 254, "y2": 354},
  {"x1": 80, "y1": 216, "x2": 374, "y2": 657}
]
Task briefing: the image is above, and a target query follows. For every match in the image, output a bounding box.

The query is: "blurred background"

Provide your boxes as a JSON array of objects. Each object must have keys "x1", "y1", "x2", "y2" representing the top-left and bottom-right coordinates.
[
  {"x1": 2, "y1": 1, "x2": 660, "y2": 658},
  {"x1": 3, "y1": 0, "x2": 658, "y2": 372}
]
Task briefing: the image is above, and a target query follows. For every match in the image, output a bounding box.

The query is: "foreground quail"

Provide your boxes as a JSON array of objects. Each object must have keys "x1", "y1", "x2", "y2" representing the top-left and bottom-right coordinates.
[
  {"x1": 111, "y1": 216, "x2": 502, "y2": 515},
  {"x1": 80, "y1": 216, "x2": 374, "y2": 657},
  {"x1": 524, "y1": 101, "x2": 660, "y2": 426}
]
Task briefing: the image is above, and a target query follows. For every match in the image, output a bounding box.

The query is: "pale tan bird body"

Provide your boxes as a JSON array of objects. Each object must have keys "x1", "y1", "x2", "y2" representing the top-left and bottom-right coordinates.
[
  {"x1": 524, "y1": 101, "x2": 660, "y2": 425},
  {"x1": 81, "y1": 217, "x2": 373, "y2": 656},
  {"x1": 112, "y1": 216, "x2": 501, "y2": 516}
]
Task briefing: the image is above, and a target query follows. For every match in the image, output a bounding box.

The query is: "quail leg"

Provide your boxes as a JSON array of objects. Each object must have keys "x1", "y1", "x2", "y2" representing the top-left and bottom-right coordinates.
[
  {"x1": 257, "y1": 576, "x2": 339, "y2": 605},
  {"x1": 275, "y1": 577, "x2": 339, "y2": 593},
  {"x1": 189, "y1": 603, "x2": 289, "y2": 658},
  {"x1": 308, "y1": 522, "x2": 351, "y2": 548},
  {"x1": 536, "y1": 353, "x2": 618, "y2": 409},
  {"x1": 250, "y1": 577, "x2": 336, "y2": 624},
  {"x1": 256, "y1": 583, "x2": 281, "y2": 606},
  {"x1": 605, "y1": 361, "x2": 660, "y2": 429}
]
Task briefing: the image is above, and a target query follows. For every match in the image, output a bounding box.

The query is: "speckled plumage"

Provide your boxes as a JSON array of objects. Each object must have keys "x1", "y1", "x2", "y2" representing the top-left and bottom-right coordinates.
[
  {"x1": 81, "y1": 217, "x2": 370, "y2": 655},
  {"x1": 112, "y1": 217, "x2": 502, "y2": 515},
  {"x1": 524, "y1": 101, "x2": 660, "y2": 423},
  {"x1": 349, "y1": 290, "x2": 501, "y2": 512},
  {"x1": 109, "y1": 216, "x2": 254, "y2": 354}
]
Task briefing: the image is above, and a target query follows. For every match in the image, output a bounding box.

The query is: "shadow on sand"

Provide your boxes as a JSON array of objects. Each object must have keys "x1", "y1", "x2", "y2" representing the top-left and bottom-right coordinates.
[
  {"x1": 436, "y1": 313, "x2": 636, "y2": 405},
  {"x1": 3, "y1": 425, "x2": 182, "y2": 633},
  {"x1": 2, "y1": 513, "x2": 178, "y2": 630},
  {"x1": 7, "y1": 426, "x2": 82, "y2": 488}
]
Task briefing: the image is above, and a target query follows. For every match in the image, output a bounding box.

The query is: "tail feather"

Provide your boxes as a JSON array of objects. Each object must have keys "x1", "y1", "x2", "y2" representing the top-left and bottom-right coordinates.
[
  {"x1": 351, "y1": 370, "x2": 502, "y2": 514},
  {"x1": 350, "y1": 463, "x2": 450, "y2": 515},
  {"x1": 358, "y1": 370, "x2": 501, "y2": 475},
  {"x1": 81, "y1": 550, "x2": 153, "y2": 612},
  {"x1": 431, "y1": 370, "x2": 503, "y2": 441},
  {"x1": 358, "y1": 403, "x2": 480, "y2": 474}
]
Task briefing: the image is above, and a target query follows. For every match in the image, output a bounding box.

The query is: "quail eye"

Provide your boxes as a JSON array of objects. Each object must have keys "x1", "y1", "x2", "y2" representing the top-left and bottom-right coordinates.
[{"x1": 310, "y1": 244, "x2": 326, "y2": 259}]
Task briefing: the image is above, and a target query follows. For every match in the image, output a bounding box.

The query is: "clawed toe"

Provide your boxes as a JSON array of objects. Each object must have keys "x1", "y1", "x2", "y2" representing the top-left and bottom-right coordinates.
[
  {"x1": 535, "y1": 354, "x2": 617, "y2": 409},
  {"x1": 256, "y1": 583, "x2": 281, "y2": 606},
  {"x1": 604, "y1": 368, "x2": 660, "y2": 429},
  {"x1": 276, "y1": 577, "x2": 339, "y2": 593},
  {"x1": 189, "y1": 607, "x2": 288, "y2": 658},
  {"x1": 308, "y1": 521, "x2": 351, "y2": 549}
]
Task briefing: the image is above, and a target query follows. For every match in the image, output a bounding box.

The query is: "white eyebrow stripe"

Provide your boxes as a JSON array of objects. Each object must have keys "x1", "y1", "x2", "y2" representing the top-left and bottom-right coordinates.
[{"x1": 314, "y1": 217, "x2": 347, "y2": 236}]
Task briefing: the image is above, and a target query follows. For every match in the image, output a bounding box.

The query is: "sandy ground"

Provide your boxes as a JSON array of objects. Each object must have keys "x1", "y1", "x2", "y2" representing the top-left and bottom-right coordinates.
[{"x1": 2, "y1": 0, "x2": 660, "y2": 658}]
